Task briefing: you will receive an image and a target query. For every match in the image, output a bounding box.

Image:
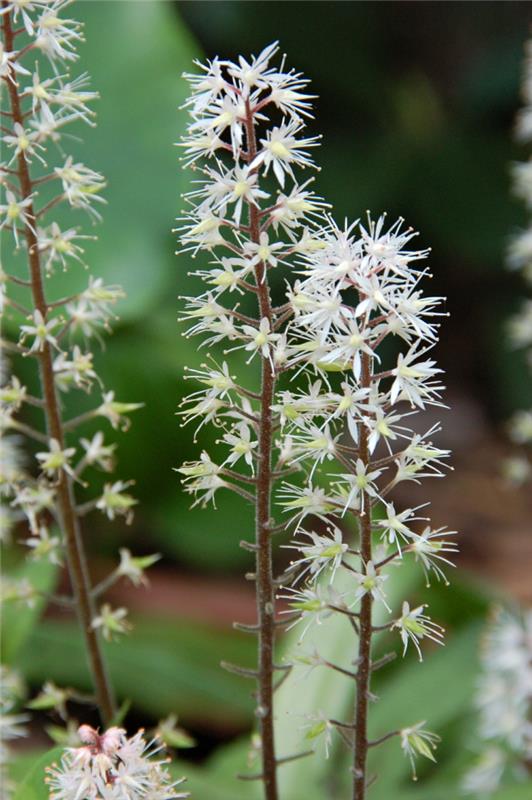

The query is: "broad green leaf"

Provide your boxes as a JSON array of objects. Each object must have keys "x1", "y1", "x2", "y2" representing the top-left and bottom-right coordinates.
[
  {"x1": 1, "y1": 558, "x2": 58, "y2": 663},
  {"x1": 17, "y1": 615, "x2": 255, "y2": 726},
  {"x1": 170, "y1": 759, "x2": 256, "y2": 800},
  {"x1": 273, "y1": 561, "x2": 422, "y2": 800},
  {"x1": 12, "y1": 747, "x2": 62, "y2": 800},
  {"x1": 363, "y1": 623, "x2": 482, "y2": 799},
  {"x1": 492, "y1": 782, "x2": 532, "y2": 800}
]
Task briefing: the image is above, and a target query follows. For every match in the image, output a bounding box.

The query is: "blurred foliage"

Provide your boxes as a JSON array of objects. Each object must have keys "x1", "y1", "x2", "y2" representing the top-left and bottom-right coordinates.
[
  {"x1": 17, "y1": 614, "x2": 255, "y2": 727},
  {"x1": 5, "y1": 0, "x2": 531, "y2": 574},
  {"x1": 9, "y1": 563, "x2": 532, "y2": 798},
  {"x1": 4, "y1": 3, "x2": 532, "y2": 799}
]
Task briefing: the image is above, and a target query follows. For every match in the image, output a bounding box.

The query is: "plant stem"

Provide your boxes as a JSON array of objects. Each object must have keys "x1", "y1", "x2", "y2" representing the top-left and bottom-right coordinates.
[
  {"x1": 353, "y1": 351, "x2": 373, "y2": 800},
  {"x1": 2, "y1": 7, "x2": 116, "y2": 726},
  {"x1": 244, "y1": 99, "x2": 278, "y2": 800}
]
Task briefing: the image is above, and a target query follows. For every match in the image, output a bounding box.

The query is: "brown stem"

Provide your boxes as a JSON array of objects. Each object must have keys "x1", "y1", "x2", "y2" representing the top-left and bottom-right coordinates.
[
  {"x1": 244, "y1": 97, "x2": 278, "y2": 800},
  {"x1": 353, "y1": 350, "x2": 373, "y2": 800},
  {"x1": 2, "y1": 7, "x2": 115, "y2": 726}
]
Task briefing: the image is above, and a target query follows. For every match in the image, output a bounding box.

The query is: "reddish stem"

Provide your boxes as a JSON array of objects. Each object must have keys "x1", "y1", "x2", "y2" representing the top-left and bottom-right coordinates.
[
  {"x1": 2, "y1": 6, "x2": 115, "y2": 726},
  {"x1": 353, "y1": 350, "x2": 373, "y2": 800},
  {"x1": 244, "y1": 97, "x2": 278, "y2": 800}
]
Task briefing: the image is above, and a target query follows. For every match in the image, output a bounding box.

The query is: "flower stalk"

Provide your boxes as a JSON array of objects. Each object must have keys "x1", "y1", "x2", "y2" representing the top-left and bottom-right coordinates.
[
  {"x1": 1, "y1": 0, "x2": 148, "y2": 729},
  {"x1": 244, "y1": 99, "x2": 278, "y2": 799},
  {"x1": 352, "y1": 352, "x2": 372, "y2": 799},
  {"x1": 1, "y1": 2, "x2": 115, "y2": 727}
]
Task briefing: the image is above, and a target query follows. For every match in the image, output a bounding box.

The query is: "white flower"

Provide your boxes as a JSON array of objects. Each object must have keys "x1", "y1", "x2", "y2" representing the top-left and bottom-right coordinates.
[
  {"x1": 116, "y1": 548, "x2": 160, "y2": 587},
  {"x1": 290, "y1": 423, "x2": 339, "y2": 470},
  {"x1": 409, "y1": 526, "x2": 458, "y2": 586},
  {"x1": 11, "y1": 481, "x2": 55, "y2": 532},
  {"x1": 37, "y1": 222, "x2": 93, "y2": 274},
  {"x1": 508, "y1": 409, "x2": 532, "y2": 445},
  {"x1": 221, "y1": 421, "x2": 257, "y2": 470},
  {"x1": 80, "y1": 431, "x2": 116, "y2": 472},
  {"x1": 35, "y1": 2, "x2": 83, "y2": 63},
  {"x1": 244, "y1": 231, "x2": 285, "y2": 268},
  {"x1": 242, "y1": 317, "x2": 280, "y2": 363},
  {"x1": 35, "y1": 438, "x2": 76, "y2": 479},
  {"x1": 376, "y1": 502, "x2": 425, "y2": 553},
  {"x1": 392, "y1": 601, "x2": 444, "y2": 661},
  {"x1": 46, "y1": 724, "x2": 189, "y2": 799},
  {"x1": 352, "y1": 560, "x2": 390, "y2": 611},
  {"x1": 399, "y1": 722, "x2": 440, "y2": 779},
  {"x1": 0, "y1": 190, "x2": 36, "y2": 247},
  {"x1": 96, "y1": 480, "x2": 137, "y2": 523},
  {"x1": 53, "y1": 346, "x2": 98, "y2": 392},
  {"x1": 97, "y1": 391, "x2": 143, "y2": 431},
  {"x1": 321, "y1": 320, "x2": 376, "y2": 380},
  {"x1": 278, "y1": 482, "x2": 336, "y2": 524},
  {"x1": 54, "y1": 156, "x2": 106, "y2": 219},
  {"x1": 390, "y1": 346, "x2": 444, "y2": 409},
  {"x1": 334, "y1": 459, "x2": 383, "y2": 513},
  {"x1": 227, "y1": 41, "x2": 279, "y2": 93},
  {"x1": 90, "y1": 604, "x2": 131, "y2": 642},
  {"x1": 0, "y1": 377, "x2": 27, "y2": 412},
  {"x1": 177, "y1": 452, "x2": 226, "y2": 507},
  {"x1": 0, "y1": 40, "x2": 30, "y2": 83},
  {"x1": 25, "y1": 525, "x2": 63, "y2": 565},
  {"x1": 19, "y1": 309, "x2": 61, "y2": 354},
  {"x1": 280, "y1": 584, "x2": 341, "y2": 637},
  {"x1": 285, "y1": 526, "x2": 347, "y2": 583},
  {"x1": 252, "y1": 118, "x2": 320, "y2": 187},
  {"x1": 302, "y1": 713, "x2": 335, "y2": 758},
  {"x1": 3, "y1": 122, "x2": 46, "y2": 166}
]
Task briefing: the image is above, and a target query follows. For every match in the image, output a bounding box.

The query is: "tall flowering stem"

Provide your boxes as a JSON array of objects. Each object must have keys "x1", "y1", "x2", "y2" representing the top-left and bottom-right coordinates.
[
  {"x1": 176, "y1": 42, "x2": 455, "y2": 798},
  {"x1": 352, "y1": 352, "x2": 372, "y2": 799},
  {"x1": 1, "y1": 0, "x2": 145, "y2": 726},
  {"x1": 244, "y1": 100, "x2": 278, "y2": 796},
  {"x1": 277, "y1": 215, "x2": 455, "y2": 797},
  {"x1": 177, "y1": 43, "x2": 325, "y2": 798}
]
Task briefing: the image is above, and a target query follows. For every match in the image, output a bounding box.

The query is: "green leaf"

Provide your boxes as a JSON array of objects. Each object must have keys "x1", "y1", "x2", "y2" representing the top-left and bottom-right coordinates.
[
  {"x1": 12, "y1": 747, "x2": 63, "y2": 800},
  {"x1": 169, "y1": 759, "x2": 256, "y2": 800},
  {"x1": 274, "y1": 561, "x2": 422, "y2": 800},
  {"x1": 109, "y1": 697, "x2": 132, "y2": 727},
  {"x1": 363, "y1": 623, "x2": 482, "y2": 799},
  {"x1": 16, "y1": 615, "x2": 255, "y2": 726},
  {"x1": 492, "y1": 783, "x2": 532, "y2": 800},
  {"x1": 1, "y1": 558, "x2": 58, "y2": 663}
]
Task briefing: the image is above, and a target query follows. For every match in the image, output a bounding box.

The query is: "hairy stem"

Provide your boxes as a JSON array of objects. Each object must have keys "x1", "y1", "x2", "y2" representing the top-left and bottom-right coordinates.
[
  {"x1": 244, "y1": 99, "x2": 278, "y2": 800},
  {"x1": 353, "y1": 350, "x2": 373, "y2": 800},
  {"x1": 2, "y1": 8, "x2": 116, "y2": 726}
]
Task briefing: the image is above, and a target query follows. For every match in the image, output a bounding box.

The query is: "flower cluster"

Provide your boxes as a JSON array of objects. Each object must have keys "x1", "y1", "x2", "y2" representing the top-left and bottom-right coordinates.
[
  {"x1": 504, "y1": 38, "x2": 532, "y2": 486},
  {"x1": 275, "y1": 213, "x2": 453, "y2": 778},
  {"x1": 176, "y1": 42, "x2": 329, "y2": 790},
  {"x1": 463, "y1": 608, "x2": 532, "y2": 796},
  {"x1": 0, "y1": 664, "x2": 28, "y2": 800},
  {"x1": 0, "y1": 0, "x2": 154, "y2": 725},
  {"x1": 177, "y1": 41, "x2": 454, "y2": 792},
  {"x1": 46, "y1": 724, "x2": 188, "y2": 800}
]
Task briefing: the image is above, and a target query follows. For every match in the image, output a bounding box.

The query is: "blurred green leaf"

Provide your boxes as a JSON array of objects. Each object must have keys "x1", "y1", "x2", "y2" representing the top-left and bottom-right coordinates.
[
  {"x1": 273, "y1": 562, "x2": 422, "y2": 800},
  {"x1": 170, "y1": 758, "x2": 257, "y2": 800},
  {"x1": 492, "y1": 783, "x2": 532, "y2": 799},
  {"x1": 17, "y1": 615, "x2": 255, "y2": 727},
  {"x1": 12, "y1": 748, "x2": 62, "y2": 800},
  {"x1": 1, "y1": 558, "x2": 58, "y2": 664}
]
